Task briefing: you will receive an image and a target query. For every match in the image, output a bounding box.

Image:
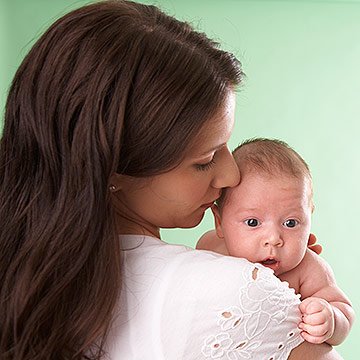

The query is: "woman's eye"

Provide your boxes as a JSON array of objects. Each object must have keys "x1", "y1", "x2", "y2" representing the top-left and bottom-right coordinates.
[
  {"x1": 195, "y1": 158, "x2": 215, "y2": 171},
  {"x1": 284, "y1": 219, "x2": 298, "y2": 228},
  {"x1": 245, "y1": 218, "x2": 260, "y2": 227}
]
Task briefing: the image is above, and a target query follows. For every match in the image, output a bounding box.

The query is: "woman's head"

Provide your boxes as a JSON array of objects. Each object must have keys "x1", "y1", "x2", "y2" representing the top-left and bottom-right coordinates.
[
  {"x1": 108, "y1": 1, "x2": 244, "y2": 177},
  {"x1": 111, "y1": 90, "x2": 240, "y2": 236},
  {"x1": 0, "y1": 1, "x2": 243, "y2": 358},
  {"x1": 5, "y1": 0, "x2": 243, "y2": 181}
]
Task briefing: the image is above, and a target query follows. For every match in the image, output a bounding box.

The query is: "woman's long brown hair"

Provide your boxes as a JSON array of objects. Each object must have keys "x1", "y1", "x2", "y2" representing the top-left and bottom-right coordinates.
[{"x1": 0, "y1": 1, "x2": 243, "y2": 359}]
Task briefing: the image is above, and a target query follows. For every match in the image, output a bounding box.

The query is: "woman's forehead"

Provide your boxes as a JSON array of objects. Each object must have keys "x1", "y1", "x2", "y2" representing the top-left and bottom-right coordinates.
[{"x1": 186, "y1": 91, "x2": 236, "y2": 157}]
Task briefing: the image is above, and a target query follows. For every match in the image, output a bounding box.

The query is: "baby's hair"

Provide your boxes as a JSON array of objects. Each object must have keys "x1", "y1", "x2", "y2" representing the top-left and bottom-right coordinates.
[{"x1": 217, "y1": 138, "x2": 313, "y2": 210}]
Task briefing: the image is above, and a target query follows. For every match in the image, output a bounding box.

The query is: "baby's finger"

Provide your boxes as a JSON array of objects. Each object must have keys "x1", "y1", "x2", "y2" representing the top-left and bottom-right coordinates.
[
  {"x1": 308, "y1": 233, "x2": 317, "y2": 246},
  {"x1": 307, "y1": 234, "x2": 322, "y2": 255},
  {"x1": 302, "y1": 312, "x2": 327, "y2": 326},
  {"x1": 300, "y1": 331, "x2": 327, "y2": 345},
  {"x1": 299, "y1": 298, "x2": 313, "y2": 313},
  {"x1": 300, "y1": 298, "x2": 325, "y2": 315},
  {"x1": 299, "y1": 323, "x2": 328, "y2": 338}
]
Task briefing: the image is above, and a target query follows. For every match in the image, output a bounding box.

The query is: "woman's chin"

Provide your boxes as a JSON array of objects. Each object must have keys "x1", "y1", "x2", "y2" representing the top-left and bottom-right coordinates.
[
  {"x1": 181, "y1": 212, "x2": 205, "y2": 228},
  {"x1": 163, "y1": 212, "x2": 205, "y2": 229}
]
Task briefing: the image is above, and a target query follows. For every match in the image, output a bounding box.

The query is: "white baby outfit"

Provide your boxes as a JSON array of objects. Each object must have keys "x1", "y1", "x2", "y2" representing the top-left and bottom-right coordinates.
[{"x1": 103, "y1": 235, "x2": 304, "y2": 359}]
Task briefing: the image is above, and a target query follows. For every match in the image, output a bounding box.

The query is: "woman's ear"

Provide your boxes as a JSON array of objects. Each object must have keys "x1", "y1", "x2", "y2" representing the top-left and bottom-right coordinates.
[
  {"x1": 211, "y1": 205, "x2": 224, "y2": 239},
  {"x1": 109, "y1": 172, "x2": 125, "y2": 192}
]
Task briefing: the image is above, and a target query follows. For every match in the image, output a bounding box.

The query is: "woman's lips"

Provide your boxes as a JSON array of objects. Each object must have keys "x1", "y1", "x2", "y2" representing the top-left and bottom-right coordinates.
[
  {"x1": 200, "y1": 195, "x2": 220, "y2": 209},
  {"x1": 200, "y1": 201, "x2": 215, "y2": 209}
]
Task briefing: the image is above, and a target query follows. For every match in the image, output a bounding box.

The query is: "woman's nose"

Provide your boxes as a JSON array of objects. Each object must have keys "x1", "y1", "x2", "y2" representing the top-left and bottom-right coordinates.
[{"x1": 211, "y1": 146, "x2": 240, "y2": 189}]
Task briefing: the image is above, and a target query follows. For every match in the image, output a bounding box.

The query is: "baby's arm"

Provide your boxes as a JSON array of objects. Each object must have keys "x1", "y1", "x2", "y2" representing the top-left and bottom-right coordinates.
[{"x1": 297, "y1": 249, "x2": 355, "y2": 346}]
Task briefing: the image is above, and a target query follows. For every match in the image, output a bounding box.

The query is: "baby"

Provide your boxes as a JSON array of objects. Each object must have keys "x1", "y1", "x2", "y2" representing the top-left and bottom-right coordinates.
[{"x1": 197, "y1": 138, "x2": 354, "y2": 346}]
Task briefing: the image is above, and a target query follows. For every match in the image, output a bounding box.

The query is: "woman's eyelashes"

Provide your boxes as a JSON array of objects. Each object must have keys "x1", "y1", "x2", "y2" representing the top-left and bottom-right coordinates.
[{"x1": 195, "y1": 158, "x2": 216, "y2": 171}]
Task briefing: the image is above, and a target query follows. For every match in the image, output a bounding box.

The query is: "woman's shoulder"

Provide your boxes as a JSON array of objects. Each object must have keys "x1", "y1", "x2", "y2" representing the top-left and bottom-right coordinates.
[
  {"x1": 159, "y1": 240, "x2": 303, "y2": 310},
  {"x1": 157, "y1": 238, "x2": 304, "y2": 359},
  {"x1": 121, "y1": 234, "x2": 301, "y2": 297},
  {"x1": 122, "y1": 234, "x2": 262, "y2": 280},
  {"x1": 115, "y1": 235, "x2": 304, "y2": 359}
]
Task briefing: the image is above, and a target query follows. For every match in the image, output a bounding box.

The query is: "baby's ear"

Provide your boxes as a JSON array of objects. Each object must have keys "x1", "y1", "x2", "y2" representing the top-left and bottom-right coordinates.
[{"x1": 211, "y1": 205, "x2": 224, "y2": 239}]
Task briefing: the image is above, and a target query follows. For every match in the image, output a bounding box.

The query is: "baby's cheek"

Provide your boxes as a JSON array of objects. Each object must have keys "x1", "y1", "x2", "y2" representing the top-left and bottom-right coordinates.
[
  {"x1": 224, "y1": 224, "x2": 254, "y2": 258},
  {"x1": 289, "y1": 240, "x2": 307, "y2": 265},
  {"x1": 223, "y1": 226, "x2": 239, "y2": 246},
  {"x1": 234, "y1": 244, "x2": 254, "y2": 261},
  {"x1": 226, "y1": 243, "x2": 243, "y2": 257},
  {"x1": 226, "y1": 239, "x2": 245, "y2": 258}
]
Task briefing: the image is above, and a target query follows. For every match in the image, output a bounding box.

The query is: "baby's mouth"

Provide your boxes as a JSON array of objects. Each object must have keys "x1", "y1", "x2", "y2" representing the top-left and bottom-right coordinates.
[{"x1": 260, "y1": 258, "x2": 280, "y2": 272}]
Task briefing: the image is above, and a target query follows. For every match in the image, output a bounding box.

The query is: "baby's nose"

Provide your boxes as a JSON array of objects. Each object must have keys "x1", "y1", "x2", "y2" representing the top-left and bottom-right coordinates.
[{"x1": 263, "y1": 234, "x2": 284, "y2": 247}]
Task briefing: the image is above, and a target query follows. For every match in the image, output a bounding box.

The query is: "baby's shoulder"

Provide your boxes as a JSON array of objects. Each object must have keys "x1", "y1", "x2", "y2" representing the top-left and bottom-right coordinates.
[
  {"x1": 300, "y1": 248, "x2": 334, "y2": 275},
  {"x1": 279, "y1": 249, "x2": 335, "y2": 297},
  {"x1": 296, "y1": 249, "x2": 336, "y2": 298}
]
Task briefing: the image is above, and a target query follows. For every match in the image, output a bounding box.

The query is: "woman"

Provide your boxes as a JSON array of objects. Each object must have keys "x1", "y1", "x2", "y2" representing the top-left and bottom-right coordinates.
[{"x1": 0, "y1": 1, "x2": 341, "y2": 359}]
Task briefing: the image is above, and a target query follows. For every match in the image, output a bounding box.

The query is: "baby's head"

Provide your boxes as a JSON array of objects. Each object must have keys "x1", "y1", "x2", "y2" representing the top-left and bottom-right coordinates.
[{"x1": 213, "y1": 138, "x2": 314, "y2": 275}]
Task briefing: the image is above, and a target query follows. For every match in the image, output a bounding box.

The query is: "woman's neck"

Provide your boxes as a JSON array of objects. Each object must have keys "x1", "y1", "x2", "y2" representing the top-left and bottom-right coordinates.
[
  {"x1": 114, "y1": 214, "x2": 161, "y2": 239},
  {"x1": 110, "y1": 189, "x2": 161, "y2": 239}
]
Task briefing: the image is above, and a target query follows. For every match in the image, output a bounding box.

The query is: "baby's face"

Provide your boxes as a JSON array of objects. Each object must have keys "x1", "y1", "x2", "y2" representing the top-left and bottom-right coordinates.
[{"x1": 215, "y1": 171, "x2": 313, "y2": 276}]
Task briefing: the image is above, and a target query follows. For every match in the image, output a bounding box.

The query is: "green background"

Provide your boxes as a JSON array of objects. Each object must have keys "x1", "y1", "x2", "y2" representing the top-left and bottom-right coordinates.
[{"x1": 1, "y1": 0, "x2": 359, "y2": 357}]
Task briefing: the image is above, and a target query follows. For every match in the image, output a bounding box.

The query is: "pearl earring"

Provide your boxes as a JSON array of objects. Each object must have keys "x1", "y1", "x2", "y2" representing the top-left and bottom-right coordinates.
[{"x1": 109, "y1": 185, "x2": 116, "y2": 192}]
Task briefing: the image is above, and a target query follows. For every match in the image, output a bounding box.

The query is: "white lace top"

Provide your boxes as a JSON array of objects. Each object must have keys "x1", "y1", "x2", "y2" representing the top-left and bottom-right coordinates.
[{"x1": 103, "y1": 235, "x2": 304, "y2": 359}]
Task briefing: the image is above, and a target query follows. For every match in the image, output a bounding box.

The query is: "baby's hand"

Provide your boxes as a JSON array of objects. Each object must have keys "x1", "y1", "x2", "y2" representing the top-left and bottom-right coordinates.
[{"x1": 298, "y1": 297, "x2": 335, "y2": 344}]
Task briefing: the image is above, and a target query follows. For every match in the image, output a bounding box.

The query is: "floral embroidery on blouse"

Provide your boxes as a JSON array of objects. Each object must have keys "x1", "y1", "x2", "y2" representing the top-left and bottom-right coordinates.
[
  {"x1": 201, "y1": 263, "x2": 303, "y2": 360},
  {"x1": 218, "y1": 306, "x2": 245, "y2": 331},
  {"x1": 202, "y1": 333, "x2": 233, "y2": 358}
]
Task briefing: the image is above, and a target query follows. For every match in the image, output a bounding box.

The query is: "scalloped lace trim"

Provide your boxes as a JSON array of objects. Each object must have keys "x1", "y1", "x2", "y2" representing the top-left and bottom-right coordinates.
[{"x1": 201, "y1": 263, "x2": 303, "y2": 359}]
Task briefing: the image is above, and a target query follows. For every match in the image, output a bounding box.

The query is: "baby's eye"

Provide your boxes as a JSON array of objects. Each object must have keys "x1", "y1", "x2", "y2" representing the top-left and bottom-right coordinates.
[
  {"x1": 283, "y1": 219, "x2": 298, "y2": 228},
  {"x1": 245, "y1": 219, "x2": 260, "y2": 227}
]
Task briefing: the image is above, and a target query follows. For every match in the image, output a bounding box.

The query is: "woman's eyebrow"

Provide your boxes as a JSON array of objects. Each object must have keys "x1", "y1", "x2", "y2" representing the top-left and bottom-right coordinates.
[{"x1": 200, "y1": 142, "x2": 226, "y2": 156}]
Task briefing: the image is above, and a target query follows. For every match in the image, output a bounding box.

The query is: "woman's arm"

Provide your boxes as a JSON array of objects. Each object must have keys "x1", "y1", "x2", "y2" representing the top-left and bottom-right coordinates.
[{"x1": 288, "y1": 341, "x2": 343, "y2": 359}]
